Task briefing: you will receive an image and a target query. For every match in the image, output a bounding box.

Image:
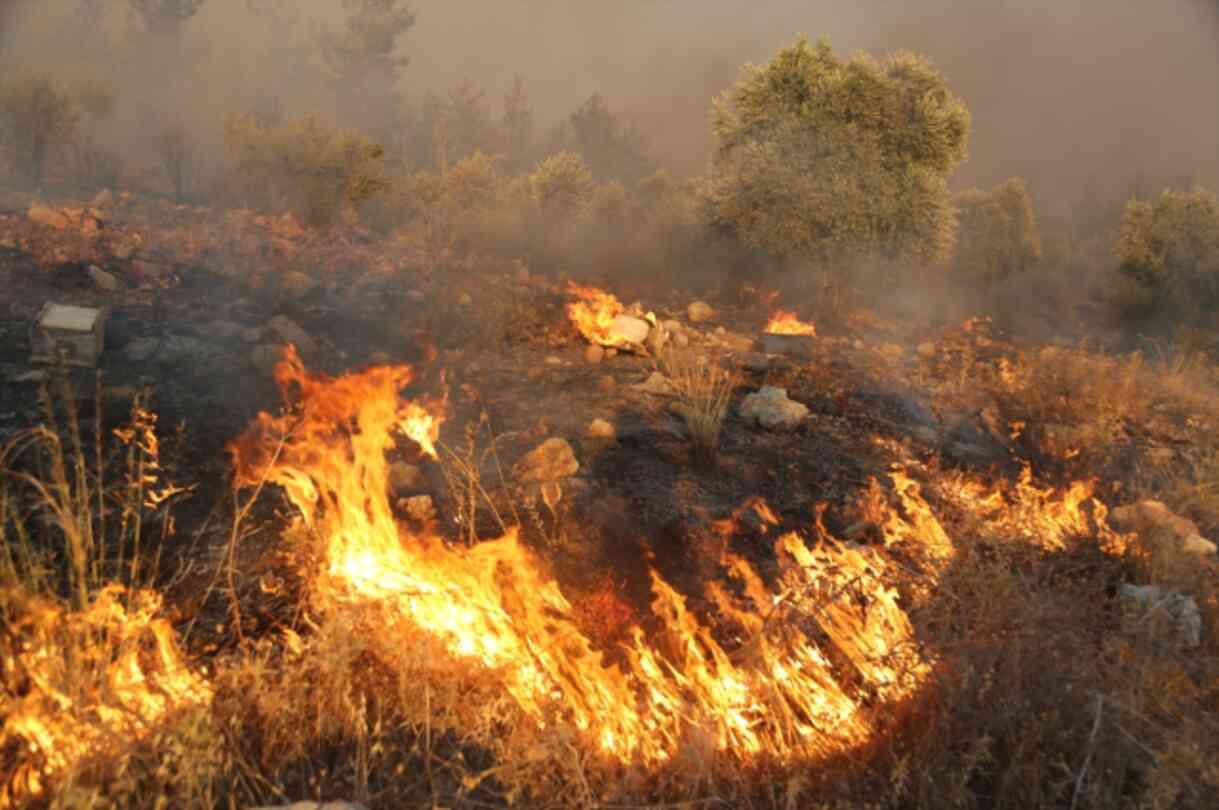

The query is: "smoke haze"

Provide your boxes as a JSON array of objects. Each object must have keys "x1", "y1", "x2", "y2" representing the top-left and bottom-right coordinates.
[{"x1": 1, "y1": 0, "x2": 1216, "y2": 213}]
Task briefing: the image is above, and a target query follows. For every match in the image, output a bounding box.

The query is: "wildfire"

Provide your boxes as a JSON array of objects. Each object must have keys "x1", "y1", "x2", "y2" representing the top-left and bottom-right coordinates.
[
  {"x1": 230, "y1": 348, "x2": 934, "y2": 780},
  {"x1": 765, "y1": 310, "x2": 817, "y2": 336},
  {"x1": 566, "y1": 281, "x2": 628, "y2": 347}
]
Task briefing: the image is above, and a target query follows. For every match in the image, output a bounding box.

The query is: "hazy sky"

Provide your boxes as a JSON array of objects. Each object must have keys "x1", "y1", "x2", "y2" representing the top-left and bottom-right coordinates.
[{"x1": 2, "y1": 0, "x2": 1217, "y2": 213}]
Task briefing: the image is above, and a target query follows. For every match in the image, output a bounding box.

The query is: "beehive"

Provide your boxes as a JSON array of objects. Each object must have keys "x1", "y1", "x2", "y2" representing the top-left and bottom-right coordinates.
[{"x1": 30, "y1": 303, "x2": 108, "y2": 367}]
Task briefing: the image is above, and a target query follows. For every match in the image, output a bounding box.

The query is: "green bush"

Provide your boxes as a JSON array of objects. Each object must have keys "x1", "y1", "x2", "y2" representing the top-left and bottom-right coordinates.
[
  {"x1": 529, "y1": 151, "x2": 595, "y2": 218},
  {"x1": 223, "y1": 114, "x2": 388, "y2": 228},
  {"x1": 0, "y1": 71, "x2": 80, "y2": 187},
  {"x1": 1115, "y1": 187, "x2": 1219, "y2": 321},
  {"x1": 954, "y1": 177, "x2": 1042, "y2": 291},
  {"x1": 705, "y1": 36, "x2": 970, "y2": 296}
]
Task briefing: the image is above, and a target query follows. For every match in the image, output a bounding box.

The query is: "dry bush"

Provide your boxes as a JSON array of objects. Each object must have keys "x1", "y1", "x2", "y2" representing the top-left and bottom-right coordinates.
[
  {"x1": 223, "y1": 113, "x2": 388, "y2": 228},
  {"x1": 657, "y1": 346, "x2": 740, "y2": 463}
]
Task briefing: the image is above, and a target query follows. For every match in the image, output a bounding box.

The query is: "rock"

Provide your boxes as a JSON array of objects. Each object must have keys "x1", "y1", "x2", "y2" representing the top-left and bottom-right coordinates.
[
  {"x1": 402, "y1": 494, "x2": 434, "y2": 522},
  {"x1": 87, "y1": 265, "x2": 120, "y2": 292},
  {"x1": 740, "y1": 386, "x2": 808, "y2": 431},
  {"x1": 250, "y1": 343, "x2": 282, "y2": 375},
  {"x1": 457, "y1": 292, "x2": 473, "y2": 306},
  {"x1": 605, "y1": 347, "x2": 618, "y2": 358},
  {"x1": 28, "y1": 205, "x2": 69, "y2": 230},
  {"x1": 687, "y1": 301, "x2": 714, "y2": 323},
  {"x1": 279, "y1": 270, "x2": 317, "y2": 298},
  {"x1": 672, "y1": 331, "x2": 690, "y2": 348},
  {"x1": 738, "y1": 351, "x2": 770, "y2": 373},
  {"x1": 917, "y1": 341, "x2": 937, "y2": 359},
  {"x1": 112, "y1": 242, "x2": 136, "y2": 261},
  {"x1": 586, "y1": 418, "x2": 616, "y2": 440},
  {"x1": 267, "y1": 315, "x2": 317, "y2": 356},
  {"x1": 662, "y1": 319, "x2": 683, "y2": 335},
  {"x1": 90, "y1": 189, "x2": 114, "y2": 208},
  {"x1": 584, "y1": 344, "x2": 605, "y2": 364},
  {"x1": 516, "y1": 437, "x2": 579, "y2": 484},
  {"x1": 1110, "y1": 500, "x2": 1217, "y2": 557},
  {"x1": 633, "y1": 371, "x2": 675, "y2": 395},
  {"x1": 598, "y1": 375, "x2": 616, "y2": 393},
  {"x1": 607, "y1": 314, "x2": 650, "y2": 347},
  {"x1": 389, "y1": 462, "x2": 422, "y2": 494},
  {"x1": 545, "y1": 355, "x2": 563, "y2": 366},
  {"x1": 1119, "y1": 584, "x2": 1202, "y2": 647},
  {"x1": 757, "y1": 333, "x2": 816, "y2": 360}
]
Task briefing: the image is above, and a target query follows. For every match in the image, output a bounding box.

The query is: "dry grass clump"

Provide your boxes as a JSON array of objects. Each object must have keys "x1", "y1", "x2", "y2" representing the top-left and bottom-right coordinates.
[{"x1": 657, "y1": 345, "x2": 739, "y2": 463}]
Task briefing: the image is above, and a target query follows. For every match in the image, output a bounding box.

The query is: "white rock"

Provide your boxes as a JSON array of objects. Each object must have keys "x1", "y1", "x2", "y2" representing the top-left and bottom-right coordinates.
[
  {"x1": 516, "y1": 438, "x2": 579, "y2": 483},
  {"x1": 687, "y1": 301, "x2": 714, "y2": 323},
  {"x1": 740, "y1": 386, "x2": 808, "y2": 431},
  {"x1": 608, "y1": 314, "x2": 650, "y2": 347},
  {"x1": 88, "y1": 265, "x2": 120, "y2": 291},
  {"x1": 1119, "y1": 584, "x2": 1202, "y2": 647}
]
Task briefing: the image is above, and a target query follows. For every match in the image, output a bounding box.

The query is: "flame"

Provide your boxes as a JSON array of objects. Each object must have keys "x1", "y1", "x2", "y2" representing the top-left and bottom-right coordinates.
[
  {"x1": 230, "y1": 350, "x2": 936, "y2": 779},
  {"x1": 765, "y1": 310, "x2": 817, "y2": 336},
  {"x1": 565, "y1": 282, "x2": 629, "y2": 347},
  {"x1": 1, "y1": 586, "x2": 211, "y2": 802}
]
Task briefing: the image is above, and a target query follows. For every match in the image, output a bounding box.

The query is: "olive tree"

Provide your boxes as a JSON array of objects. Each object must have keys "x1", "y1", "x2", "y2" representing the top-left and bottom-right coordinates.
[
  {"x1": 954, "y1": 177, "x2": 1042, "y2": 291},
  {"x1": 705, "y1": 36, "x2": 970, "y2": 302}
]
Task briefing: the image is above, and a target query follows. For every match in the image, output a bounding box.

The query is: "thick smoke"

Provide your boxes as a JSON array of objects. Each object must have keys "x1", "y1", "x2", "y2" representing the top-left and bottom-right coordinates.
[{"x1": 0, "y1": 0, "x2": 1216, "y2": 214}]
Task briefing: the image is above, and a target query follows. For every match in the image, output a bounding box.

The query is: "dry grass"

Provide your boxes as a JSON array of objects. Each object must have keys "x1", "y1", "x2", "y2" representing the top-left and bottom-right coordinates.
[{"x1": 657, "y1": 345, "x2": 740, "y2": 463}]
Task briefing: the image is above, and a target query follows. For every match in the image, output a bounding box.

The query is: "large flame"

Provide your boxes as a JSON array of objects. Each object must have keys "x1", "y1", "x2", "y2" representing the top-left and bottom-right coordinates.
[
  {"x1": 229, "y1": 349, "x2": 937, "y2": 777},
  {"x1": 764, "y1": 310, "x2": 817, "y2": 336},
  {"x1": 566, "y1": 282, "x2": 629, "y2": 347}
]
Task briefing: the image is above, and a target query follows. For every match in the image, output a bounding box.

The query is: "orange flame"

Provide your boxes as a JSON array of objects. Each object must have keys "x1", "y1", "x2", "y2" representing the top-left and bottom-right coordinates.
[
  {"x1": 566, "y1": 281, "x2": 629, "y2": 347},
  {"x1": 230, "y1": 351, "x2": 935, "y2": 777},
  {"x1": 765, "y1": 310, "x2": 817, "y2": 336}
]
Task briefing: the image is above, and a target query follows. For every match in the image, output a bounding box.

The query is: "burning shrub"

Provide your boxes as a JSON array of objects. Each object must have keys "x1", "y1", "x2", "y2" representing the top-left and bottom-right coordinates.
[
  {"x1": 705, "y1": 36, "x2": 969, "y2": 305},
  {"x1": 1115, "y1": 186, "x2": 1219, "y2": 324},
  {"x1": 0, "y1": 70, "x2": 80, "y2": 187},
  {"x1": 223, "y1": 113, "x2": 388, "y2": 229},
  {"x1": 953, "y1": 177, "x2": 1042, "y2": 292}
]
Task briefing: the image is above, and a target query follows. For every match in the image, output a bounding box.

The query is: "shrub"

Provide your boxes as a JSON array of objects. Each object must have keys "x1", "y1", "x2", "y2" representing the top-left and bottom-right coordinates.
[
  {"x1": 223, "y1": 114, "x2": 388, "y2": 228},
  {"x1": 529, "y1": 151, "x2": 595, "y2": 218},
  {"x1": 953, "y1": 177, "x2": 1041, "y2": 291},
  {"x1": 0, "y1": 71, "x2": 79, "y2": 187},
  {"x1": 1114, "y1": 187, "x2": 1219, "y2": 322},
  {"x1": 705, "y1": 36, "x2": 970, "y2": 297}
]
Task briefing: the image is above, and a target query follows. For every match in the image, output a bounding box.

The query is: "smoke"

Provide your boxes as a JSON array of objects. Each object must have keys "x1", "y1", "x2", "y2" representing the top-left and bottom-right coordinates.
[{"x1": 1, "y1": 0, "x2": 1216, "y2": 214}]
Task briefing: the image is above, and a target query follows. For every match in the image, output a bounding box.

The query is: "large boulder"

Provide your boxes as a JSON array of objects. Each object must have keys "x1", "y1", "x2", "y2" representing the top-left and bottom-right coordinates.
[
  {"x1": 1110, "y1": 500, "x2": 1217, "y2": 557},
  {"x1": 740, "y1": 386, "x2": 808, "y2": 431}
]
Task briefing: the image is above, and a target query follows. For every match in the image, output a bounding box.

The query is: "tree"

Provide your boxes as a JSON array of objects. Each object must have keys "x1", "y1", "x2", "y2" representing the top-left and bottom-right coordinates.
[
  {"x1": 501, "y1": 74, "x2": 533, "y2": 173},
  {"x1": 0, "y1": 72, "x2": 79, "y2": 188},
  {"x1": 556, "y1": 93, "x2": 654, "y2": 184},
  {"x1": 1115, "y1": 187, "x2": 1219, "y2": 318},
  {"x1": 954, "y1": 177, "x2": 1042, "y2": 290},
  {"x1": 129, "y1": 0, "x2": 206, "y2": 38},
  {"x1": 319, "y1": 0, "x2": 414, "y2": 132},
  {"x1": 705, "y1": 36, "x2": 970, "y2": 296},
  {"x1": 529, "y1": 151, "x2": 595, "y2": 218}
]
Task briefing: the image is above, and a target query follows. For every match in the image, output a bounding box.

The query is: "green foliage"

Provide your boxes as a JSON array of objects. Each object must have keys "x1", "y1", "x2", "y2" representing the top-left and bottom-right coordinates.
[
  {"x1": 954, "y1": 177, "x2": 1042, "y2": 289},
  {"x1": 320, "y1": 0, "x2": 414, "y2": 132},
  {"x1": 0, "y1": 71, "x2": 79, "y2": 187},
  {"x1": 1115, "y1": 187, "x2": 1219, "y2": 319},
  {"x1": 705, "y1": 36, "x2": 970, "y2": 277},
  {"x1": 529, "y1": 151, "x2": 595, "y2": 218},
  {"x1": 223, "y1": 114, "x2": 388, "y2": 229}
]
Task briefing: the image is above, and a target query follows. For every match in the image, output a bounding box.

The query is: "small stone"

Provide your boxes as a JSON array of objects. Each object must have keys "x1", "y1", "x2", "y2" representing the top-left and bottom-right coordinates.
[
  {"x1": 633, "y1": 371, "x2": 675, "y2": 395},
  {"x1": 714, "y1": 326, "x2": 726, "y2": 336},
  {"x1": 917, "y1": 342, "x2": 937, "y2": 359},
  {"x1": 458, "y1": 292, "x2": 473, "y2": 306},
  {"x1": 389, "y1": 461, "x2": 422, "y2": 494},
  {"x1": 28, "y1": 205, "x2": 69, "y2": 230},
  {"x1": 545, "y1": 355, "x2": 563, "y2": 366},
  {"x1": 90, "y1": 189, "x2": 114, "y2": 208},
  {"x1": 516, "y1": 437, "x2": 579, "y2": 483},
  {"x1": 585, "y1": 344, "x2": 605, "y2": 364},
  {"x1": 515, "y1": 264, "x2": 531, "y2": 283},
  {"x1": 646, "y1": 322, "x2": 669, "y2": 356},
  {"x1": 87, "y1": 265, "x2": 120, "y2": 291},
  {"x1": 605, "y1": 347, "x2": 618, "y2": 358},
  {"x1": 672, "y1": 331, "x2": 689, "y2": 348},
  {"x1": 687, "y1": 301, "x2": 714, "y2": 323},
  {"x1": 740, "y1": 386, "x2": 808, "y2": 431},
  {"x1": 662, "y1": 319, "x2": 683, "y2": 335},
  {"x1": 598, "y1": 375, "x2": 616, "y2": 393},
  {"x1": 266, "y1": 315, "x2": 317, "y2": 357},
  {"x1": 586, "y1": 418, "x2": 616, "y2": 439}
]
